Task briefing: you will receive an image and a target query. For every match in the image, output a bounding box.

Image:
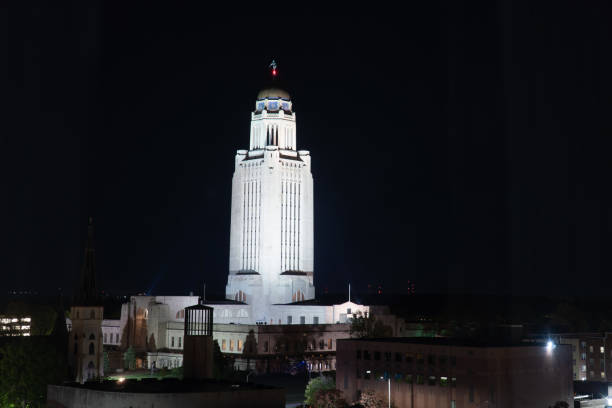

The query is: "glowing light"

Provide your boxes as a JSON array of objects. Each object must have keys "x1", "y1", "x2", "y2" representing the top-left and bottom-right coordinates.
[
  {"x1": 272, "y1": 69, "x2": 277, "y2": 76},
  {"x1": 117, "y1": 377, "x2": 125, "y2": 384},
  {"x1": 546, "y1": 340, "x2": 556, "y2": 353},
  {"x1": 607, "y1": 397, "x2": 612, "y2": 406}
]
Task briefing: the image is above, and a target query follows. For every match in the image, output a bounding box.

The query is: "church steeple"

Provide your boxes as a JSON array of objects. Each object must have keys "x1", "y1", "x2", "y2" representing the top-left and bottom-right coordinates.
[{"x1": 75, "y1": 217, "x2": 100, "y2": 306}]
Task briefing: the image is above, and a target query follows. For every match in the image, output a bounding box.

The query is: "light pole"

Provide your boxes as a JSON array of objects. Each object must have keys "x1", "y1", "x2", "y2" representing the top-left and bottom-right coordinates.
[{"x1": 388, "y1": 378, "x2": 391, "y2": 408}]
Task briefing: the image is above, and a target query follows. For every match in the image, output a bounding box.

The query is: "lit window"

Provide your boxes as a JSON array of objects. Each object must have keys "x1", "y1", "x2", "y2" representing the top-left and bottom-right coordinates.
[
  {"x1": 328, "y1": 339, "x2": 333, "y2": 350},
  {"x1": 230, "y1": 340, "x2": 234, "y2": 351},
  {"x1": 238, "y1": 340, "x2": 243, "y2": 351},
  {"x1": 601, "y1": 347, "x2": 605, "y2": 354},
  {"x1": 222, "y1": 339, "x2": 227, "y2": 350},
  {"x1": 601, "y1": 372, "x2": 605, "y2": 379}
]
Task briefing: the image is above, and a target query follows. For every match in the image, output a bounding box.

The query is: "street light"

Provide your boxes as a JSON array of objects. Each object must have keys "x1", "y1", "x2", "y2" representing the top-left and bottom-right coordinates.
[{"x1": 388, "y1": 378, "x2": 391, "y2": 408}]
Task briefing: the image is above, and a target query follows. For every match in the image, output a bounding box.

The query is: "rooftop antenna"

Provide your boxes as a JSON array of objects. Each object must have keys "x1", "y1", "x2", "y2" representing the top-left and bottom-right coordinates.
[
  {"x1": 269, "y1": 59, "x2": 278, "y2": 80},
  {"x1": 349, "y1": 283, "x2": 351, "y2": 303}
]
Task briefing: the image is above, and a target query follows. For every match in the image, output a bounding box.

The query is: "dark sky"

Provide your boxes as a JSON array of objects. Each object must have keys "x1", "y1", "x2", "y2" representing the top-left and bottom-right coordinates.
[{"x1": 2, "y1": 3, "x2": 612, "y2": 298}]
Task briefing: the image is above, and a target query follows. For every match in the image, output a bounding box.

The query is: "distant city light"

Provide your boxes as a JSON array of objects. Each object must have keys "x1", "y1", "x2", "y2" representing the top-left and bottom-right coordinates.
[
  {"x1": 117, "y1": 377, "x2": 125, "y2": 384},
  {"x1": 546, "y1": 340, "x2": 555, "y2": 353},
  {"x1": 272, "y1": 69, "x2": 277, "y2": 76}
]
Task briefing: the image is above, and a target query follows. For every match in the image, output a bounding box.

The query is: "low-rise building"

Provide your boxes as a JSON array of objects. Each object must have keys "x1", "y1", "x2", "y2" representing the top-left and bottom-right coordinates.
[
  {"x1": 0, "y1": 315, "x2": 31, "y2": 336},
  {"x1": 546, "y1": 333, "x2": 612, "y2": 382},
  {"x1": 336, "y1": 337, "x2": 573, "y2": 408}
]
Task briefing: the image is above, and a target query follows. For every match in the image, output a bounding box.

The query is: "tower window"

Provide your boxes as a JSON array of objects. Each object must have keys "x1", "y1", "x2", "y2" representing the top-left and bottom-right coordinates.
[
  {"x1": 234, "y1": 290, "x2": 246, "y2": 302},
  {"x1": 88, "y1": 343, "x2": 94, "y2": 355},
  {"x1": 89, "y1": 333, "x2": 95, "y2": 340}
]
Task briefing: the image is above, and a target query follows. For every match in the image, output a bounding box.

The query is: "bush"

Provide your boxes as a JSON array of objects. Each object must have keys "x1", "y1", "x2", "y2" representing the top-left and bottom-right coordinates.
[
  {"x1": 315, "y1": 388, "x2": 348, "y2": 408},
  {"x1": 304, "y1": 375, "x2": 336, "y2": 406},
  {"x1": 359, "y1": 390, "x2": 386, "y2": 408}
]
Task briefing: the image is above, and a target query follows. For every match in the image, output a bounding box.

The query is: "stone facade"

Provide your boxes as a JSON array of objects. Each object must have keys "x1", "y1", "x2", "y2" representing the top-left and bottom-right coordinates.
[
  {"x1": 226, "y1": 87, "x2": 314, "y2": 322},
  {"x1": 68, "y1": 306, "x2": 104, "y2": 382}
]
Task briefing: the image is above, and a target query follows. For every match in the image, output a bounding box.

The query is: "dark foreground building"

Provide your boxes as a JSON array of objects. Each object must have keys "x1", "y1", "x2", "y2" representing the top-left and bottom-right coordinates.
[
  {"x1": 336, "y1": 337, "x2": 573, "y2": 408},
  {"x1": 47, "y1": 378, "x2": 284, "y2": 408}
]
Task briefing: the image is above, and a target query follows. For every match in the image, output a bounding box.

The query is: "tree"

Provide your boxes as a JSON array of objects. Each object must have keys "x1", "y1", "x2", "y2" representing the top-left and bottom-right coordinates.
[
  {"x1": 304, "y1": 375, "x2": 335, "y2": 406},
  {"x1": 350, "y1": 312, "x2": 393, "y2": 338},
  {"x1": 212, "y1": 339, "x2": 233, "y2": 379},
  {"x1": 123, "y1": 346, "x2": 135, "y2": 370},
  {"x1": 103, "y1": 351, "x2": 110, "y2": 375},
  {"x1": 0, "y1": 337, "x2": 67, "y2": 408},
  {"x1": 314, "y1": 389, "x2": 348, "y2": 408},
  {"x1": 359, "y1": 390, "x2": 386, "y2": 408}
]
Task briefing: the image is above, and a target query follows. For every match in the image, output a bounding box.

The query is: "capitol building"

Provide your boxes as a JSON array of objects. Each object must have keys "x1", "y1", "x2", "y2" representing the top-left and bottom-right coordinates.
[{"x1": 67, "y1": 81, "x2": 408, "y2": 379}]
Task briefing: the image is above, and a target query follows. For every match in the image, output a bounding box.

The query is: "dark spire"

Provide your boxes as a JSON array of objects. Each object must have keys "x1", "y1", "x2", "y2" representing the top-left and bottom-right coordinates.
[{"x1": 75, "y1": 217, "x2": 101, "y2": 306}]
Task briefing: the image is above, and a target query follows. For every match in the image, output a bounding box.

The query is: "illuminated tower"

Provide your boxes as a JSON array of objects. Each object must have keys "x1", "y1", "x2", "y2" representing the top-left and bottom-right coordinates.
[{"x1": 226, "y1": 69, "x2": 314, "y2": 322}]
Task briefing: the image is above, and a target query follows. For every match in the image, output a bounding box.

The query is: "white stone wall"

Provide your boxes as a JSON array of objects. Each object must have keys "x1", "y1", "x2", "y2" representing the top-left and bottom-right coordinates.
[
  {"x1": 226, "y1": 91, "x2": 314, "y2": 320},
  {"x1": 101, "y1": 320, "x2": 121, "y2": 345},
  {"x1": 146, "y1": 351, "x2": 183, "y2": 369}
]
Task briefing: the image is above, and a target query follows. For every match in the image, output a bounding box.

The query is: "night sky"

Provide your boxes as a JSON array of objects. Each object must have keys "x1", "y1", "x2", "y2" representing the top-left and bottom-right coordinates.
[{"x1": 2, "y1": 3, "x2": 612, "y2": 298}]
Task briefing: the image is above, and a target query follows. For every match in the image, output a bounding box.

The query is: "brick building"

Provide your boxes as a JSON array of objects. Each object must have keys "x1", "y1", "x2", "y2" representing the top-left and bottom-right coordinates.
[
  {"x1": 553, "y1": 333, "x2": 612, "y2": 382},
  {"x1": 336, "y1": 337, "x2": 573, "y2": 408}
]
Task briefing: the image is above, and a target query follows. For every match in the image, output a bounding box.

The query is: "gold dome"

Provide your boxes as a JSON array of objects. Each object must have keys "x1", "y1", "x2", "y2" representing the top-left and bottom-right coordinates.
[{"x1": 257, "y1": 88, "x2": 290, "y2": 100}]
